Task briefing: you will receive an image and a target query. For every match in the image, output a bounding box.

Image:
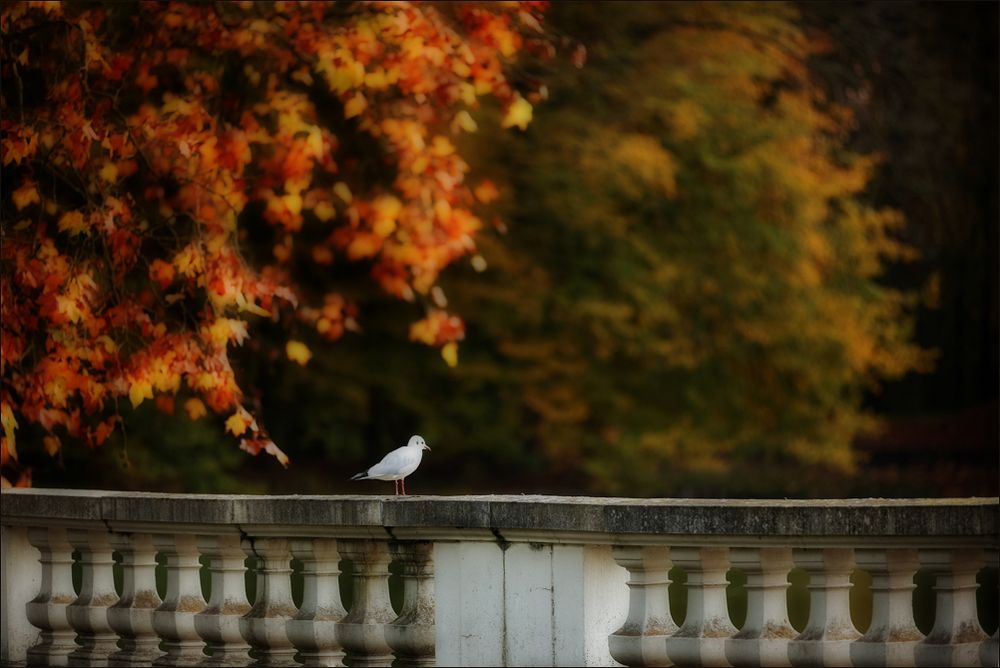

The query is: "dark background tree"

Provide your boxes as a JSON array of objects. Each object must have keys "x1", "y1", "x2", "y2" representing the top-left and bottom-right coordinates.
[{"x1": 801, "y1": 1, "x2": 998, "y2": 495}]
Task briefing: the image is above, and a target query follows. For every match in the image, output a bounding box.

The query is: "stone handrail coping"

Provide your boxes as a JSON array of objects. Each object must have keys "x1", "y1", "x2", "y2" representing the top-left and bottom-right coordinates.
[{"x1": 1, "y1": 489, "x2": 996, "y2": 545}]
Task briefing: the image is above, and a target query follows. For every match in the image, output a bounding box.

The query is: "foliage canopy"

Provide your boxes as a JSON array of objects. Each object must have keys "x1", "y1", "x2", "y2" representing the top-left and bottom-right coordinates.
[{"x1": 1, "y1": 0, "x2": 550, "y2": 486}]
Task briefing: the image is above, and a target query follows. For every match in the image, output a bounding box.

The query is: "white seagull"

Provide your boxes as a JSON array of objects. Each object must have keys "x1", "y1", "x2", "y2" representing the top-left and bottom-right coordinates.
[{"x1": 350, "y1": 435, "x2": 431, "y2": 495}]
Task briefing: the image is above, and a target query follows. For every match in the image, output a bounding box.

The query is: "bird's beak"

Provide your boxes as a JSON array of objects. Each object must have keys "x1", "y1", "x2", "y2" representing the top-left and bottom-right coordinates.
[{"x1": 424, "y1": 445, "x2": 431, "y2": 451}]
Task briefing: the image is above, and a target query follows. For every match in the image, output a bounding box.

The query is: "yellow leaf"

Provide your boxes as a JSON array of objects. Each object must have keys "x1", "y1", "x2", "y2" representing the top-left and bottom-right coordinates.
[
  {"x1": 334, "y1": 182, "x2": 353, "y2": 204},
  {"x1": 12, "y1": 182, "x2": 40, "y2": 210},
  {"x1": 313, "y1": 200, "x2": 335, "y2": 222},
  {"x1": 128, "y1": 380, "x2": 153, "y2": 408},
  {"x1": 1, "y1": 403, "x2": 17, "y2": 461},
  {"x1": 372, "y1": 195, "x2": 401, "y2": 237},
  {"x1": 58, "y1": 211, "x2": 88, "y2": 236},
  {"x1": 307, "y1": 127, "x2": 324, "y2": 158},
  {"x1": 501, "y1": 95, "x2": 533, "y2": 131},
  {"x1": 96, "y1": 335, "x2": 117, "y2": 353},
  {"x1": 373, "y1": 194, "x2": 402, "y2": 220},
  {"x1": 344, "y1": 93, "x2": 367, "y2": 119},
  {"x1": 225, "y1": 412, "x2": 251, "y2": 437},
  {"x1": 373, "y1": 217, "x2": 396, "y2": 238},
  {"x1": 99, "y1": 161, "x2": 119, "y2": 183},
  {"x1": 430, "y1": 136, "x2": 455, "y2": 157},
  {"x1": 441, "y1": 342, "x2": 459, "y2": 368},
  {"x1": 286, "y1": 340, "x2": 313, "y2": 366},
  {"x1": 184, "y1": 398, "x2": 207, "y2": 420},
  {"x1": 282, "y1": 192, "x2": 303, "y2": 215},
  {"x1": 239, "y1": 300, "x2": 271, "y2": 317},
  {"x1": 1, "y1": 403, "x2": 18, "y2": 439},
  {"x1": 174, "y1": 244, "x2": 204, "y2": 276},
  {"x1": 456, "y1": 110, "x2": 478, "y2": 133},
  {"x1": 43, "y1": 435, "x2": 61, "y2": 457}
]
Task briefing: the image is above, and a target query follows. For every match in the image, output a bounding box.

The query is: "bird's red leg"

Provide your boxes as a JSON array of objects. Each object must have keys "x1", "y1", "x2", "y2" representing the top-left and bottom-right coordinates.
[
  {"x1": 401, "y1": 478, "x2": 407, "y2": 496},
  {"x1": 394, "y1": 480, "x2": 399, "y2": 496}
]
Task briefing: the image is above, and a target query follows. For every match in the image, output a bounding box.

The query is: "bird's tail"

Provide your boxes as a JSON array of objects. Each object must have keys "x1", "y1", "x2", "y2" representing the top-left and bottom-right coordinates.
[{"x1": 350, "y1": 471, "x2": 369, "y2": 481}]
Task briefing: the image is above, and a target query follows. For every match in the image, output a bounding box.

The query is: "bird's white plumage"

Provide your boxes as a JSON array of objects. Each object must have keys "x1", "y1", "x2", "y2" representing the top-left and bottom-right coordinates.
[{"x1": 355, "y1": 435, "x2": 429, "y2": 481}]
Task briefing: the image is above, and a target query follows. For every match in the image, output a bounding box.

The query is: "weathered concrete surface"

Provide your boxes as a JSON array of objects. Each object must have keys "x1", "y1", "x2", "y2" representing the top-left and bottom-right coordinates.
[{"x1": 1, "y1": 489, "x2": 997, "y2": 541}]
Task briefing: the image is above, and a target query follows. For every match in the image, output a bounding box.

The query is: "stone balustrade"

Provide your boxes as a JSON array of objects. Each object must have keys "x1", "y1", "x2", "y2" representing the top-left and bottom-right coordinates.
[{"x1": 1, "y1": 490, "x2": 996, "y2": 667}]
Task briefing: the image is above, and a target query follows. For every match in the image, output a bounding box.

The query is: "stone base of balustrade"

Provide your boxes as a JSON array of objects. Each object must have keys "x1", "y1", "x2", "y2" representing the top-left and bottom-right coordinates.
[
  {"x1": 384, "y1": 626, "x2": 435, "y2": 667},
  {"x1": 108, "y1": 642, "x2": 164, "y2": 666},
  {"x1": 199, "y1": 647, "x2": 254, "y2": 667},
  {"x1": 290, "y1": 650, "x2": 347, "y2": 668},
  {"x1": 68, "y1": 640, "x2": 120, "y2": 667},
  {"x1": 338, "y1": 649, "x2": 395, "y2": 667},
  {"x1": 980, "y1": 637, "x2": 999, "y2": 668},
  {"x1": 666, "y1": 636, "x2": 730, "y2": 667},
  {"x1": 26, "y1": 640, "x2": 75, "y2": 667},
  {"x1": 286, "y1": 618, "x2": 344, "y2": 667},
  {"x1": 727, "y1": 636, "x2": 794, "y2": 667},
  {"x1": 850, "y1": 640, "x2": 919, "y2": 667},
  {"x1": 196, "y1": 641, "x2": 253, "y2": 666},
  {"x1": 151, "y1": 643, "x2": 208, "y2": 666},
  {"x1": 788, "y1": 639, "x2": 855, "y2": 667},
  {"x1": 914, "y1": 641, "x2": 987, "y2": 667},
  {"x1": 609, "y1": 633, "x2": 672, "y2": 667}
]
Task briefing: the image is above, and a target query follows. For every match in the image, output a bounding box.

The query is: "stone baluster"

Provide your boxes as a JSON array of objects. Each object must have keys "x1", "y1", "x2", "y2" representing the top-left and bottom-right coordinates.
[
  {"x1": 196, "y1": 534, "x2": 252, "y2": 666},
  {"x1": 337, "y1": 539, "x2": 396, "y2": 667},
  {"x1": 981, "y1": 551, "x2": 999, "y2": 668},
  {"x1": 726, "y1": 547, "x2": 797, "y2": 667},
  {"x1": 665, "y1": 546, "x2": 738, "y2": 667},
  {"x1": 107, "y1": 533, "x2": 163, "y2": 666},
  {"x1": 788, "y1": 548, "x2": 861, "y2": 667},
  {"x1": 152, "y1": 534, "x2": 207, "y2": 666},
  {"x1": 915, "y1": 548, "x2": 988, "y2": 667},
  {"x1": 66, "y1": 528, "x2": 120, "y2": 667},
  {"x1": 240, "y1": 537, "x2": 297, "y2": 667},
  {"x1": 25, "y1": 527, "x2": 77, "y2": 666},
  {"x1": 851, "y1": 548, "x2": 923, "y2": 667},
  {"x1": 608, "y1": 545, "x2": 676, "y2": 667},
  {"x1": 385, "y1": 541, "x2": 436, "y2": 668},
  {"x1": 287, "y1": 538, "x2": 347, "y2": 667}
]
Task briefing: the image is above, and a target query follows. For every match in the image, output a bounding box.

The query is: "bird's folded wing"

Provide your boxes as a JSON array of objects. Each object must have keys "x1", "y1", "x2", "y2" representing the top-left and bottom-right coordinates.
[{"x1": 367, "y1": 447, "x2": 416, "y2": 477}]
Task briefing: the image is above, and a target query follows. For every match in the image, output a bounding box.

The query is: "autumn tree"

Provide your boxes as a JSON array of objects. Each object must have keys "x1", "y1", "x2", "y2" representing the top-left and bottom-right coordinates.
[
  {"x1": 0, "y1": 0, "x2": 550, "y2": 486},
  {"x1": 457, "y1": 1, "x2": 934, "y2": 495}
]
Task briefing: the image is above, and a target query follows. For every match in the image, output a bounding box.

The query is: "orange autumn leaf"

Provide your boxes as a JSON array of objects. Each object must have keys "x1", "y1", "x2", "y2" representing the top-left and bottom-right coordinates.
[
  {"x1": 12, "y1": 180, "x2": 40, "y2": 210},
  {"x1": 346, "y1": 233, "x2": 382, "y2": 260},
  {"x1": 184, "y1": 398, "x2": 207, "y2": 420},
  {"x1": 149, "y1": 259, "x2": 176, "y2": 289},
  {"x1": 155, "y1": 394, "x2": 175, "y2": 415},
  {"x1": 43, "y1": 435, "x2": 61, "y2": 456},
  {"x1": 58, "y1": 211, "x2": 89, "y2": 236},
  {"x1": 474, "y1": 180, "x2": 500, "y2": 204}
]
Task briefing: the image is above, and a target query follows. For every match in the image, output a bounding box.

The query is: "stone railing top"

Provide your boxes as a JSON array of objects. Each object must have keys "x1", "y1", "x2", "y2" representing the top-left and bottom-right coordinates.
[{"x1": 1, "y1": 489, "x2": 997, "y2": 546}]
